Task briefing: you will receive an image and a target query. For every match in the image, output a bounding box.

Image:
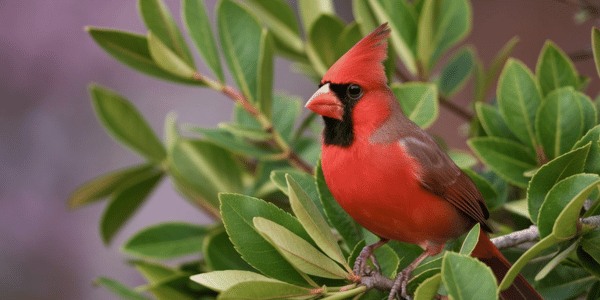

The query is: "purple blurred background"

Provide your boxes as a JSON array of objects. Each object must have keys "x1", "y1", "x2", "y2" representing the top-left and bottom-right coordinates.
[{"x1": 0, "y1": 1, "x2": 597, "y2": 299}]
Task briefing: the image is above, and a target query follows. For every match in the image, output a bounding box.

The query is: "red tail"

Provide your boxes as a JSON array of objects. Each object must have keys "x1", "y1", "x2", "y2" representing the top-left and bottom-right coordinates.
[{"x1": 472, "y1": 230, "x2": 542, "y2": 300}]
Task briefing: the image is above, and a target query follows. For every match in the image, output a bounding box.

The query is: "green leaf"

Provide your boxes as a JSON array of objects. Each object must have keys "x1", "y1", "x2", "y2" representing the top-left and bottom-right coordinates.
[
  {"x1": 147, "y1": 31, "x2": 196, "y2": 79},
  {"x1": 256, "y1": 30, "x2": 274, "y2": 118},
  {"x1": 503, "y1": 198, "x2": 530, "y2": 218},
  {"x1": 132, "y1": 260, "x2": 180, "y2": 283},
  {"x1": 297, "y1": 0, "x2": 334, "y2": 34},
  {"x1": 497, "y1": 59, "x2": 542, "y2": 150},
  {"x1": 95, "y1": 277, "x2": 149, "y2": 300},
  {"x1": 442, "y1": 252, "x2": 497, "y2": 300},
  {"x1": 368, "y1": 0, "x2": 418, "y2": 75},
  {"x1": 138, "y1": 0, "x2": 194, "y2": 66},
  {"x1": 270, "y1": 170, "x2": 324, "y2": 215},
  {"x1": 449, "y1": 150, "x2": 477, "y2": 169},
  {"x1": 588, "y1": 282, "x2": 600, "y2": 300},
  {"x1": 551, "y1": 174, "x2": 600, "y2": 239},
  {"x1": 86, "y1": 28, "x2": 198, "y2": 84},
  {"x1": 475, "y1": 37, "x2": 519, "y2": 102},
  {"x1": 536, "y1": 87, "x2": 587, "y2": 159},
  {"x1": 217, "y1": 0, "x2": 265, "y2": 105},
  {"x1": 374, "y1": 244, "x2": 401, "y2": 278},
  {"x1": 182, "y1": 0, "x2": 224, "y2": 82},
  {"x1": 573, "y1": 125, "x2": 600, "y2": 174},
  {"x1": 536, "y1": 259, "x2": 596, "y2": 300},
  {"x1": 352, "y1": 0, "x2": 378, "y2": 35},
  {"x1": 219, "y1": 193, "x2": 311, "y2": 285},
  {"x1": 535, "y1": 242, "x2": 578, "y2": 281},
  {"x1": 500, "y1": 233, "x2": 561, "y2": 290},
  {"x1": 408, "y1": 257, "x2": 443, "y2": 294},
  {"x1": 164, "y1": 112, "x2": 179, "y2": 151},
  {"x1": 202, "y1": 227, "x2": 254, "y2": 271},
  {"x1": 101, "y1": 169, "x2": 163, "y2": 244},
  {"x1": 391, "y1": 82, "x2": 439, "y2": 129},
  {"x1": 218, "y1": 123, "x2": 271, "y2": 141},
  {"x1": 287, "y1": 175, "x2": 349, "y2": 270},
  {"x1": 239, "y1": 0, "x2": 304, "y2": 58},
  {"x1": 581, "y1": 228, "x2": 600, "y2": 264},
  {"x1": 475, "y1": 102, "x2": 517, "y2": 140},
  {"x1": 253, "y1": 217, "x2": 348, "y2": 279},
  {"x1": 438, "y1": 47, "x2": 475, "y2": 97},
  {"x1": 460, "y1": 224, "x2": 480, "y2": 255},
  {"x1": 468, "y1": 137, "x2": 537, "y2": 188},
  {"x1": 527, "y1": 143, "x2": 590, "y2": 224},
  {"x1": 336, "y1": 22, "x2": 363, "y2": 58},
  {"x1": 316, "y1": 161, "x2": 363, "y2": 248},
  {"x1": 536, "y1": 41, "x2": 579, "y2": 96},
  {"x1": 132, "y1": 261, "x2": 196, "y2": 300},
  {"x1": 577, "y1": 92, "x2": 598, "y2": 133},
  {"x1": 414, "y1": 273, "x2": 442, "y2": 300},
  {"x1": 68, "y1": 164, "x2": 155, "y2": 209},
  {"x1": 218, "y1": 281, "x2": 313, "y2": 299},
  {"x1": 306, "y1": 15, "x2": 345, "y2": 76},
  {"x1": 272, "y1": 94, "x2": 303, "y2": 141},
  {"x1": 90, "y1": 84, "x2": 166, "y2": 163},
  {"x1": 190, "y1": 270, "x2": 277, "y2": 292},
  {"x1": 122, "y1": 222, "x2": 208, "y2": 259},
  {"x1": 169, "y1": 139, "x2": 244, "y2": 209},
  {"x1": 417, "y1": 0, "x2": 472, "y2": 73},
  {"x1": 168, "y1": 168, "x2": 219, "y2": 217},
  {"x1": 192, "y1": 127, "x2": 280, "y2": 159},
  {"x1": 593, "y1": 28, "x2": 600, "y2": 79}
]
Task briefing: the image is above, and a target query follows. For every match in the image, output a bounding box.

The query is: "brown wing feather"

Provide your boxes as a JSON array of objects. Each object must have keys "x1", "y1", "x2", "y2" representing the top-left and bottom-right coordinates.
[{"x1": 400, "y1": 131, "x2": 492, "y2": 232}]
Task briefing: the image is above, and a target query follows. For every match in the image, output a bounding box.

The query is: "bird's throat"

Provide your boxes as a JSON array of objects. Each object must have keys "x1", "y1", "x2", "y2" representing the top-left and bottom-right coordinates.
[{"x1": 323, "y1": 116, "x2": 354, "y2": 147}]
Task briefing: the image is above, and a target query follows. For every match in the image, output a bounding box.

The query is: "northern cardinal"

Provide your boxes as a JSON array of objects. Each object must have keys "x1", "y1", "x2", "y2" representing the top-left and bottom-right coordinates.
[{"x1": 305, "y1": 23, "x2": 541, "y2": 300}]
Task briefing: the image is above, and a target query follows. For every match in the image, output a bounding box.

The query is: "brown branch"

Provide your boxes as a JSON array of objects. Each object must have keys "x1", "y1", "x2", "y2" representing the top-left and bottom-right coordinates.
[
  {"x1": 394, "y1": 66, "x2": 414, "y2": 83},
  {"x1": 569, "y1": 49, "x2": 594, "y2": 62},
  {"x1": 193, "y1": 72, "x2": 313, "y2": 173},
  {"x1": 440, "y1": 96, "x2": 474, "y2": 120}
]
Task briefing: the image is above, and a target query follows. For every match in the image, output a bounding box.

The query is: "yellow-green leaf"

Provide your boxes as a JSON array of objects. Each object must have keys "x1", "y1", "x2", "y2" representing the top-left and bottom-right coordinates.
[
  {"x1": 147, "y1": 31, "x2": 196, "y2": 79},
  {"x1": 287, "y1": 175, "x2": 349, "y2": 270},
  {"x1": 253, "y1": 217, "x2": 348, "y2": 279}
]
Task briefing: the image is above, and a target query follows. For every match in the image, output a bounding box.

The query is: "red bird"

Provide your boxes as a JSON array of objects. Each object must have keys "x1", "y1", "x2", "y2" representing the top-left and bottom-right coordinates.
[{"x1": 306, "y1": 24, "x2": 541, "y2": 300}]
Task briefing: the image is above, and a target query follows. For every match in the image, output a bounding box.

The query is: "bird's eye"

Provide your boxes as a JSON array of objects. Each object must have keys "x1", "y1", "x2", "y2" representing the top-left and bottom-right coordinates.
[{"x1": 346, "y1": 84, "x2": 363, "y2": 100}]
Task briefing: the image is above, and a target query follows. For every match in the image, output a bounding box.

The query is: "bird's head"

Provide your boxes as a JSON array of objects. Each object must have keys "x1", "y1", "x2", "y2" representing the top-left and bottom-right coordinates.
[{"x1": 305, "y1": 23, "x2": 393, "y2": 147}]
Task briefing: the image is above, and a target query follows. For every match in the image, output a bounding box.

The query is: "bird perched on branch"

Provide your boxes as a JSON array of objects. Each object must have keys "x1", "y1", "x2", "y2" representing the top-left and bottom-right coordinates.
[{"x1": 305, "y1": 23, "x2": 541, "y2": 300}]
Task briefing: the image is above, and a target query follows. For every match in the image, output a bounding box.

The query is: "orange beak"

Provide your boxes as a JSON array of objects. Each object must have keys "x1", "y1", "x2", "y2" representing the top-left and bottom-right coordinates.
[{"x1": 305, "y1": 83, "x2": 344, "y2": 120}]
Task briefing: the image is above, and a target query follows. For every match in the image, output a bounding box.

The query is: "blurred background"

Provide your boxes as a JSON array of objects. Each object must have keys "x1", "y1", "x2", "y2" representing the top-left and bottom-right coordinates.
[{"x1": 0, "y1": 1, "x2": 598, "y2": 299}]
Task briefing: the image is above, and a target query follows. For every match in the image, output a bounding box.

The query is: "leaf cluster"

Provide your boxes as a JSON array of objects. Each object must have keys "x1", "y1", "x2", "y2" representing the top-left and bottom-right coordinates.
[{"x1": 72, "y1": 0, "x2": 600, "y2": 299}]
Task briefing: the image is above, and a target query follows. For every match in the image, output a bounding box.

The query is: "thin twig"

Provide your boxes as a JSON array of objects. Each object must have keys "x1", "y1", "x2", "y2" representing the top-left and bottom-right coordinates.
[
  {"x1": 439, "y1": 96, "x2": 474, "y2": 120},
  {"x1": 568, "y1": 49, "x2": 594, "y2": 62},
  {"x1": 394, "y1": 66, "x2": 413, "y2": 83},
  {"x1": 394, "y1": 66, "x2": 474, "y2": 121},
  {"x1": 192, "y1": 72, "x2": 313, "y2": 173}
]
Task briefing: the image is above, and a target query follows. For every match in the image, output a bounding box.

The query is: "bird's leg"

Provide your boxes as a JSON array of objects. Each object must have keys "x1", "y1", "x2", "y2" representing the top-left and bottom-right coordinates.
[
  {"x1": 388, "y1": 243, "x2": 444, "y2": 300},
  {"x1": 352, "y1": 238, "x2": 389, "y2": 280}
]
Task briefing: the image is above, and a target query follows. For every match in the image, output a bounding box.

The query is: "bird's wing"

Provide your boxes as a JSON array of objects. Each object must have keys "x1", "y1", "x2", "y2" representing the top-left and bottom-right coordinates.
[{"x1": 400, "y1": 132, "x2": 492, "y2": 232}]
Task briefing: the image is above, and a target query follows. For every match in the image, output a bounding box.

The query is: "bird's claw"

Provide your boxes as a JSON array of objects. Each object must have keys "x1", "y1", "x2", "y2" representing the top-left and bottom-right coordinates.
[
  {"x1": 353, "y1": 244, "x2": 384, "y2": 277},
  {"x1": 388, "y1": 269, "x2": 412, "y2": 300}
]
